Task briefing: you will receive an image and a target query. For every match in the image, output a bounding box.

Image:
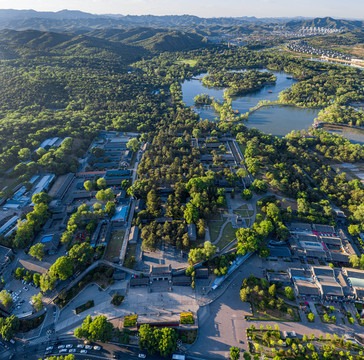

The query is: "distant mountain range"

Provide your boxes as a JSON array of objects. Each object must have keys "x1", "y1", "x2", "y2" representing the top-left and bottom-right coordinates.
[
  {"x1": 0, "y1": 10, "x2": 317, "y2": 31},
  {"x1": 284, "y1": 17, "x2": 364, "y2": 31}
]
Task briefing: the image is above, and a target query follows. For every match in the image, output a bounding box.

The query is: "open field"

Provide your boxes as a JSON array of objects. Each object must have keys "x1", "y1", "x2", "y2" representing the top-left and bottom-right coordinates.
[
  {"x1": 175, "y1": 59, "x2": 197, "y2": 67},
  {"x1": 124, "y1": 243, "x2": 137, "y2": 268},
  {"x1": 104, "y1": 231, "x2": 125, "y2": 261},
  {"x1": 208, "y1": 220, "x2": 225, "y2": 243},
  {"x1": 216, "y1": 222, "x2": 236, "y2": 249}
]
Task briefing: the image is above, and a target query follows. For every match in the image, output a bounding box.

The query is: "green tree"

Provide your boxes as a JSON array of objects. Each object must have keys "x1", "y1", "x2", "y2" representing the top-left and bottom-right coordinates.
[
  {"x1": 69, "y1": 243, "x2": 94, "y2": 265},
  {"x1": 18, "y1": 147, "x2": 31, "y2": 160},
  {"x1": 0, "y1": 315, "x2": 19, "y2": 341},
  {"x1": 29, "y1": 243, "x2": 45, "y2": 261},
  {"x1": 158, "y1": 327, "x2": 177, "y2": 357},
  {"x1": 96, "y1": 178, "x2": 107, "y2": 189},
  {"x1": 139, "y1": 324, "x2": 156, "y2": 353},
  {"x1": 350, "y1": 254, "x2": 359, "y2": 267},
  {"x1": 40, "y1": 273, "x2": 57, "y2": 292},
  {"x1": 95, "y1": 188, "x2": 114, "y2": 202},
  {"x1": 126, "y1": 138, "x2": 141, "y2": 152},
  {"x1": 284, "y1": 286, "x2": 295, "y2": 301},
  {"x1": 308, "y1": 313, "x2": 315, "y2": 322},
  {"x1": 230, "y1": 346, "x2": 240, "y2": 360},
  {"x1": 31, "y1": 192, "x2": 52, "y2": 205},
  {"x1": 33, "y1": 272, "x2": 41, "y2": 287},
  {"x1": 105, "y1": 201, "x2": 116, "y2": 217},
  {"x1": 146, "y1": 189, "x2": 162, "y2": 218},
  {"x1": 241, "y1": 189, "x2": 252, "y2": 200},
  {"x1": 0, "y1": 290, "x2": 13, "y2": 309},
  {"x1": 184, "y1": 203, "x2": 199, "y2": 224},
  {"x1": 49, "y1": 256, "x2": 74, "y2": 280},
  {"x1": 74, "y1": 315, "x2": 113, "y2": 342},
  {"x1": 268, "y1": 284, "x2": 276, "y2": 297},
  {"x1": 251, "y1": 179, "x2": 268, "y2": 194},
  {"x1": 84, "y1": 180, "x2": 93, "y2": 192},
  {"x1": 31, "y1": 293, "x2": 43, "y2": 311}
]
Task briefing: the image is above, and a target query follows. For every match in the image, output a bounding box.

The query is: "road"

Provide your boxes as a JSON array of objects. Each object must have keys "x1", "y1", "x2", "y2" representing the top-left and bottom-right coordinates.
[{"x1": 13, "y1": 336, "x2": 196, "y2": 360}]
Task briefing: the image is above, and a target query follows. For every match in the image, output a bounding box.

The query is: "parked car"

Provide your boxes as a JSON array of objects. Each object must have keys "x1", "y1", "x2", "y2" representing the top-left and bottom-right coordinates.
[
  {"x1": 138, "y1": 354, "x2": 147, "y2": 359},
  {"x1": 85, "y1": 345, "x2": 92, "y2": 350},
  {"x1": 80, "y1": 350, "x2": 88, "y2": 354},
  {"x1": 58, "y1": 345, "x2": 65, "y2": 349},
  {"x1": 77, "y1": 344, "x2": 84, "y2": 349},
  {"x1": 65, "y1": 344, "x2": 73, "y2": 349},
  {"x1": 93, "y1": 346, "x2": 101, "y2": 350}
]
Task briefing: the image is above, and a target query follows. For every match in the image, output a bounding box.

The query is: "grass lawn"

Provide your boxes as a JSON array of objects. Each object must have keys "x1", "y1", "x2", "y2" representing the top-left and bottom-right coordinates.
[
  {"x1": 238, "y1": 144, "x2": 246, "y2": 156},
  {"x1": 175, "y1": 59, "x2": 197, "y2": 67},
  {"x1": 216, "y1": 222, "x2": 236, "y2": 249},
  {"x1": 104, "y1": 231, "x2": 125, "y2": 261},
  {"x1": 208, "y1": 220, "x2": 224, "y2": 243},
  {"x1": 234, "y1": 209, "x2": 249, "y2": 217},
  {"x1": 248, "y1": 303, "x2": 301, "y2": 322},
  {"x1": 237, "y1": 204, "x2": 249, "y2": 210},
  {"x1": 124, "y1": 243, "x2": 137, "y2": 268}
]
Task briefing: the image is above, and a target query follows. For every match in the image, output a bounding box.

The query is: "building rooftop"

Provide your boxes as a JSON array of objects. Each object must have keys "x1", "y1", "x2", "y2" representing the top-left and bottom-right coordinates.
[
  {"x1": 295, "y1": 280, "x2": 320, "y2": 296},
  {"x1": 329, "y1": 252, "x2": 350, "y2": 264},
  {"x1": 267, "y1": 272, "x2": 291, "y2": 284},
  {"x1": 289, "y1": 268, "x2": 309, "y2": 279},
  {"x1": 287, "y1": 222, "x2": 312, "y2": 231},
  {"x1": 312, "y1": 266, "x2": 335, "y2": 278},
  {"x1": 349, "y1": 277, "x2": 364, "y2": 288},
  {"x1": 343, "y1": 268, "x2": 364, "y2": 279},
  {"x1": 318, "y1": 281, "x2": 344, "y2": 297},
  {"x1": 111, "y1": 205, "x2": 130, "y2": 222},
  {"x1": 17, "y1": 259, "x2": 50, "y2": 275},
  {"x1": 151, "y1": 265, "x2": 172, "y2": 275},
  {"x1": 268, "y1": 246, "x2": 291, "y2": 258},
  {"x1": 313, "y1": 224, "x2": 336, "y2": 234},
  {"x1": 320, "y1": 236, "x2": 342, "y2": 246}
]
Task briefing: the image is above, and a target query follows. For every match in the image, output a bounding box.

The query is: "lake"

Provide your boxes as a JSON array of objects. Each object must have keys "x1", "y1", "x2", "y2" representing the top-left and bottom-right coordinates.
[{"x1": 182, "y1": 69, "x2": 321, "y2": 137}]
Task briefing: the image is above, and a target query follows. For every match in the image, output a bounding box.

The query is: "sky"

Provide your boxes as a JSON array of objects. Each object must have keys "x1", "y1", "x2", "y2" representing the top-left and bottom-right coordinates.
[{"x1": 0, "y1": 0, "x2": 363, "y2": 19}]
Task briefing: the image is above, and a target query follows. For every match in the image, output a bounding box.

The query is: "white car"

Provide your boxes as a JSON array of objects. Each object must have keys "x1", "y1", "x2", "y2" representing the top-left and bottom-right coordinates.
[
  {"x1": 80, "y1": 350, "x2": 88, "y2": 354},
  {"x1": 93, "y1": 346, "x2": 101, "y2": 350},
  {"x1": 138, "y1": 354, "x2": 147, "y2": 359},
  {"x1": 46, "y1": 346, "x2": 53, "y2": 351},
  {"x1": 58, "y1": 345, "x2": 65, "y2": 349},
  {"x1": 85, "y1": 345, "x2": 92, "y2": 350},
  {"x1": 59, "y1": 349, "x2": 68, "y2": 353},
  {"x1": 68, "y1": 349, "x2": 76, "y2": 353},
  {"x1": 76, "y1": 344, "x2": 84, "y2": 349},
  {"x1": 65, "y1": 344, "x2": 73, "y2": 349},
  {"x1": 23, "y1": 287, "x2": 29, "y2": 291}
]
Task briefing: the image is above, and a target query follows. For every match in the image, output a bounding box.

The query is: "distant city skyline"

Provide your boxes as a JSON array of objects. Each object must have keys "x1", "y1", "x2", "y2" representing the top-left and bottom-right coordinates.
[{"x1": 0, "y1": 0, "x2": 363, "y2": 19}]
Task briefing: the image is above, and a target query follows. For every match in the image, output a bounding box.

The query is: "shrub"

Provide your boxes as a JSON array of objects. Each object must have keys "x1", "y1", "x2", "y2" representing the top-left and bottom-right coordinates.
[
  {"x1": 111, "y1": 294, "x2": 125, "y2": 306},
  {"x1": 124, "y1": 314, "x2": 138, "y2": 327},
  {"x1": 75, "y1": 300, "x2": 94, "y2": 314},
  {"x1": 180, "y1": 312, "x2": 194, "y2": 324}
]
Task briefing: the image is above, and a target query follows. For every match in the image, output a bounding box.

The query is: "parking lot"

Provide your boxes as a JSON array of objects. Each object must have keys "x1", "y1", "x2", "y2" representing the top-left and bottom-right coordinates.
[
  {"x1": 45, "y1": 342, "x2": 103, "y2": 358},
  {"x1": 6, "y1": 278, "x2": 39, "y2": 316}
]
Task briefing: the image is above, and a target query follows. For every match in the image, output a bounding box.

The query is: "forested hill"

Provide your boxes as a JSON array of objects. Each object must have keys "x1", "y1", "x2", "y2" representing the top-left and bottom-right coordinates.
[
  {"x1": 285, "y1": 17, "x2": 364, "y2": 31},
  {"x1": 83, "y1": 28, "x2": 209, "y2": 51},
  {"x1": 0, "y1": 29, "x2": 147, "y2": 61},
  {"x1": 0, "y1": 28, "x2": 211, "y2": 61}
]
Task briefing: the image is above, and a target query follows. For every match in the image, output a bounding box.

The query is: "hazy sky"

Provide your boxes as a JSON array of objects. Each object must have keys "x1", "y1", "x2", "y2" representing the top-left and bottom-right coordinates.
[{"x1": 0, "y1": 0, "x2": 363, "y2": 19}]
